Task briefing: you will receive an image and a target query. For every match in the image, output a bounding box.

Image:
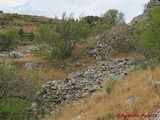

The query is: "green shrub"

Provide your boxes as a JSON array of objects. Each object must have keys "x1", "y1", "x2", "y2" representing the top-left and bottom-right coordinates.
[
  {"x1": 6, "y1": 28, "x2": 20, "y2": 41},
  {"x1": 0, "y1": 60, "x2": 37, "y2": 119},
  {"x1": 18, "y1": 28, "x2": 25, "y2": 37},
  {"x1": 0, "y1": 60, "x2": 37, "y2": 100},
  {"x1": 140, "y1": 7, "x2": 160, "y2": 59},
  {"x1": 0, "y1": 34, "x2": 13, "y2": 51},
  {"x1": 0, "y1": 98, "x2": 33, "y2": 120},
  {"x1": 0, "y1": 28, "x2": 20, "y2": 51},
  {"x1": 27, "y1": 32, "x2": 35, "y2": 41},
  {"x1": 105, "y1": 80, "x2": 116, "y2": 94}
]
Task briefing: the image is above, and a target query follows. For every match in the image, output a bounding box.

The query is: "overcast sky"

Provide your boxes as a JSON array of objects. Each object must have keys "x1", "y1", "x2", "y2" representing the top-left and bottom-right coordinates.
[{"x1": 0, "y1": 0, "x2": 150, "y2": 23}]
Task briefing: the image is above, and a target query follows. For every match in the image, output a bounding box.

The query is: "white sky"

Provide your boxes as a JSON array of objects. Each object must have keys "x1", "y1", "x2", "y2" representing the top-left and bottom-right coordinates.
[{"x1": 0, "y1": 0, "x2": 150, "y2": 23}]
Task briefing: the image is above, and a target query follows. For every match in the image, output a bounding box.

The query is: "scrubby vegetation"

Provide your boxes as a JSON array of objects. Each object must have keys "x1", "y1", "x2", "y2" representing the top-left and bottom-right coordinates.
[
  {"x1": 140, "y1": 7, "x2": 160, "y2": 59},
  {"x1": 0, "y1": 34, "x2": 13, "y2": 51},
  {"x1": 105, "y1": 80, "x2": 117, "y2": 94},
  {"x1": 36, "y1": 13, "x2": 91, "y2": 59},
  {"x1": 0, "y1": 60, "x2": 38, "y2": 119},
  {"x1": 0, "y1": 1, "x2": 160, "y2": 119}
]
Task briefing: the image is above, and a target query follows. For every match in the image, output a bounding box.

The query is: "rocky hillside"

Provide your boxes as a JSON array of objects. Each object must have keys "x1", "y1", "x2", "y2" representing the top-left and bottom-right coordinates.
[
  {"x1": 29, "y1": 57, "x2": 134, "y2": 118},
  {"x1": 30, "y1": 0, "x2": 160, "y2": 120},
  {"x1": 0, "y1": 0, "x2": 160, "y2": 120},
  {"x1": 45, "y1": 67, "x2": 160, "y2": 120}
]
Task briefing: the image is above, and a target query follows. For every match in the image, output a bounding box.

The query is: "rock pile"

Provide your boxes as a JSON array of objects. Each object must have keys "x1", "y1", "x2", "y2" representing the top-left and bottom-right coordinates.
[
  {"x1": 30, "y1": 57, "x2": 135, "y2": 118},
  {"x1": 86, "y1": 26, "x2": 136, "y2": 61},
  {"x1": 147, "y1": 0, "x2": 160, "y2": 9}
]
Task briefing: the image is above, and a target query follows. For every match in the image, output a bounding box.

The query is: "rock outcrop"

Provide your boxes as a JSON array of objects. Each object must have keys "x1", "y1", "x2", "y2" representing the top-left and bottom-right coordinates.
[
  {"x1": 30, "y1": 57, "x2": 135, "y2": 118},
  {"x1": 87, "y1": 25, "x2": 136, "y2": 61},
  {"x1": 147, "y1": 0, "x2": 160, "y2": 9}
]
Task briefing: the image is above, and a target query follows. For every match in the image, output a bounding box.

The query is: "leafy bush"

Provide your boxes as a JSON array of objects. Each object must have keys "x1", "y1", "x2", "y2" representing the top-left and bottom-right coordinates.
[
  {"x1": 0, "y1": 34, "x2": 13, "y2": 51},
  {"x1": 27, "y1": 32, "x2": 35, "y2": 41},
  {"x1": 5, "y1": 28, "x2": 20, "y2": 42},
  {"x1": 140, "y1": 7, "x2": 160, "y2": 59},
  {"x1": 0, "y1": 98, "x2": 33, "y2": 120},
  {"x1": 0, "y1": 28, "x2": 20, "y2": 51},
  {"x1": 83, "y1": 16, "x2": 101, "y2": 27},
  {"x1": 0, "y1": 60, "x2": 37, "y2": 100},
  {"x1": 0, "y1": 60, "x2": 38, "y2": 119},
  {"x1": 36, "y1": 13, "x2": 90, "y2": 60},
  {"x1": 18, "y1": 28, "x2": 25, "y2": 37}
]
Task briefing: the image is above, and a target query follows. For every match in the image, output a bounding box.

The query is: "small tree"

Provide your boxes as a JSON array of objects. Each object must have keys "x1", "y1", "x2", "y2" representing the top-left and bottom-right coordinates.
[
  {"x1": 37, "y1": 13, "x2": 90, "y2": 59},
  {"x1": 54, "y1": 13, "x2": 90, "y2": 59},
  {"x1": 102, "y1": 9, "x2": 125, "y2": 26}
]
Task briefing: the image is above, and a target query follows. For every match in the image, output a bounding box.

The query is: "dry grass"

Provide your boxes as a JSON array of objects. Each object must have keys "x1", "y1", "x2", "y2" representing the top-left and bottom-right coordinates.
[
  {"x1": 14, "y1": 40, "x2": 97, "y2": 87},
  {"x1": 112, "y1": 52, "x2": 140, "y2": 58},
  {"x1": 0, "y1": 13, "x2": 53, "y2": 32},
  {"x1": 15, "y1": 53, "x2": 68, "y2": 87},
  {"x1": 44, "y1": 67, "x2": 160, "y2": 120},
  {"x1": 9, "y1": 35, "x2": 98, "y2": 88}
]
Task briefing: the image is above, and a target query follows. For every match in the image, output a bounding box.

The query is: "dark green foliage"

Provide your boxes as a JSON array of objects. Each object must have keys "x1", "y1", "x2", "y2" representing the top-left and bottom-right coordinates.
[
  {"x1": 25, "y1": 32, "x2": 35, "y2": 41},
  {"x1": 18, "y1": 28, "x2": 35, "y2": 41},
  {"x1": 140, "y1": 7, "x2": 160, "y2": 59},
  {"x1": 0, "y1": 34, "x2": 12, "y2": 51},
  {"x1": 18, "y1": 28, "x2": 25, "y2": 37},
  {"x1": 0, "y1": 28, "x2": 20, "y2": 51},
  {"x1": 83, "y1": 16, "x2": 101, "y2": 26}
]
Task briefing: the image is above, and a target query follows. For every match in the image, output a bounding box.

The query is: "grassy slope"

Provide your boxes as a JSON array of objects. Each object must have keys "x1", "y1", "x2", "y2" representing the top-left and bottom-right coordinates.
[
  {"x1": 0, "y1": 13, "x2": 55, "y2": 32},
  {"x1": 44, "y1": 67, "x2": 160, "y2": 120}
]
